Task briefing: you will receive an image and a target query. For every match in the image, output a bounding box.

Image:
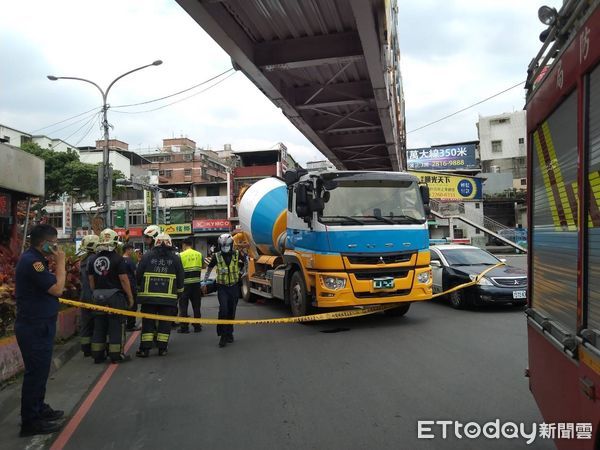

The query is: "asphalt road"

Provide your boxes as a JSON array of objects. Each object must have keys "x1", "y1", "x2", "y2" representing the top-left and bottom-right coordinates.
[{"x1": 6, "y1": 255, "x2": 554, "y2": 450}]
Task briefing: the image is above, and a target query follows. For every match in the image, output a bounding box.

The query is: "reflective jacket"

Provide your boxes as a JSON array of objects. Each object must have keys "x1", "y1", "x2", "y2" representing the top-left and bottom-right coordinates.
[
  {"x1": 215, "y1": 251, "x2": 240, "y2": 286},
  {"x1": 136, "y1": 246, "x2": 185, "y2": 306},
  {"x1": 180, "y1": 248, "x2": 203, "y2": 285}
]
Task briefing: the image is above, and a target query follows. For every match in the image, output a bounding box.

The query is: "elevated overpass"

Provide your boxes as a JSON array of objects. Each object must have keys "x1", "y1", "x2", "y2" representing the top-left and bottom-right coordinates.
[{"x1": 176, "y1": 0, "x2": 406, "y2": 171}]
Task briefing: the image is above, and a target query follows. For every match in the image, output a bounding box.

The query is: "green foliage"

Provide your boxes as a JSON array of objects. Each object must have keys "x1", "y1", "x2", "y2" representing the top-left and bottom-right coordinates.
[{"x1": 20, "y1": 142, "x2": 125, "y2": 203}]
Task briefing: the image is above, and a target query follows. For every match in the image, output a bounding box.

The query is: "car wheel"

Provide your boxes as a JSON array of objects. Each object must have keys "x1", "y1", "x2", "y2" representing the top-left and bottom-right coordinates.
[
  {"x1": 384, "y1": 303, "x2": 411, "y2": 317},
  {"x1": 241, "y1": 275, "x2": 257, "y2": 303},
  {"x1": 450, "y1": 290, "x2": 467, "y2": 309},
  {"x1": 289, "y1": 271, "x2": 312, "y2": 317}
]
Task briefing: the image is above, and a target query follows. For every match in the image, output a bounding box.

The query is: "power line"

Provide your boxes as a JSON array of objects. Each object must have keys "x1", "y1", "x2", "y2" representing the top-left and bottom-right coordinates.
[
  {"x1": 43, "y1": 109, "x2": 102, "y2": 135},
  {"x1": 74, "y1": 113, "x2": 101, "y2": 146},
  {"x1": 61, "y1": 111, "x2": 101, "y2": 144},
  {"x1": 111, "y1": 68, "x2": 234, "y2": 108},
  {"x1": 31, "y1": 106, "x2": 101, "y2": 134},
  {"x1": 406, "y1": 80, "x2": 525, "y2": 134},
  {"x1": 112, "y1": 71, "x2": 237, "y2": 115}
]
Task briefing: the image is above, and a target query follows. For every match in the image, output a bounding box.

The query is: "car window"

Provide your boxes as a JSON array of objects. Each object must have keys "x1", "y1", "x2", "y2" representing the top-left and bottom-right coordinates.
[
  {"x1": 439, "y1": 248, "x2": 500, "y2": 265},
  {"x1": 430, "y1": 251, "x2": 441, "y2": 262}
]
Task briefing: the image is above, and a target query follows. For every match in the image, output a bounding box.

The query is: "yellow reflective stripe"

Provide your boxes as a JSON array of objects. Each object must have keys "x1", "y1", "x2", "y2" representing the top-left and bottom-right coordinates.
[
  {"x1": 184, "y1": 278, "x2": 201, "y2": 284},
  {"x1": 144, "y1": 273, "x2": 176, "y2": 279},
  {"x1": 108, "y1": 344, "x2": 122, "y2": 352},
  {"x1": 184, "y1": 266, "x2": 202, "y2": 271},
  {"x1": 156, "y1": 333, "x2": 170, "y2": 342},
  {"x1": 80, "y1": 337, "x2": 91, "y2": 344},
  {"x1": 534, "y1": 130, "x2": 562, "y2": 230},
  {"x1": 141, "y1": 333, "x2": 154, "y2": 342},
  {"x1": 91, "y1": 343, "x2": 105, "y2": 351},
  {"x1": 177, "y1": 287, "x2": 184, "y2": 293},
  {"x1": 139, "y1": 291, "x2": 178, "y2": 299}
]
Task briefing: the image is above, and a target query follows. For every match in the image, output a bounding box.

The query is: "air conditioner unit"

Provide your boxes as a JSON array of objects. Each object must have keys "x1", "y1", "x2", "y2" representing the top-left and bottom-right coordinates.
[{"x1": 490, "y1": 165, "x2": 501, "y2": 173}]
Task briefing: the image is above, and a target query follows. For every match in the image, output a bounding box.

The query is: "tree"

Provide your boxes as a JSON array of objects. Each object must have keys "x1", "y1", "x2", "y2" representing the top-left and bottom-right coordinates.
[{"x1": 20, "y1": 142, "x2": 124, "y2": 203}]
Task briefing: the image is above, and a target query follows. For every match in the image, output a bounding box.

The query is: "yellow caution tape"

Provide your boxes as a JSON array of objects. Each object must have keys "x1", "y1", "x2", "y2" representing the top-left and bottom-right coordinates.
[{"x1": 59, "y1": 263, "x2": 506, "y2": 324}]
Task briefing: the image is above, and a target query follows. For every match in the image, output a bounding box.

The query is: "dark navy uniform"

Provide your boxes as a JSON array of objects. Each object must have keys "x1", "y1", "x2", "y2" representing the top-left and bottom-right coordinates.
[
  {"x1": 14, "y1": 248, "x2": 59, "y2": 426},
  {"x1": 79, "y1": 254, "x2": 94, "y2": 355}
]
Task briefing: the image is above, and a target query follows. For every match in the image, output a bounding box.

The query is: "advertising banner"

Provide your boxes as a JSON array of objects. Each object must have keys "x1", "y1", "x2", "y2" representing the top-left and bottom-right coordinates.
[
  {"x1": 0, "y1": 193, "x2": 11, "y2": 218},
  {"x1": 407, "y1": 143, "x2": 478, "y2": 171},
  {"x1": 159, "y1": 223, "x2": 192, "y2": 235},
  {"x1": 62, "y1": 200, "x2": 72, "y2": 237},
  {"x1": 144, "y1": 190, "x2": 153, "y2": 224},
  {"x1": 192, "y1": 219, "x2": 231, "y2": 232},
  {"x1": 409, "y1": 171, "x2": 483, "y2": 201}
]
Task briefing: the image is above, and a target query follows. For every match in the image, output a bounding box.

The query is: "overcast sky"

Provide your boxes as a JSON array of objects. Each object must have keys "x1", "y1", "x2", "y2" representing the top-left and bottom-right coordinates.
[{"x1": 0, "y1": 0, "x2": 563, "y2": 165}]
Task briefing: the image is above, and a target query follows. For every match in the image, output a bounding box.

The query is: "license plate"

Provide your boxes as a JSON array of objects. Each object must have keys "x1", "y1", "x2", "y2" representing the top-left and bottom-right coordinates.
[
  {"x1": 513, "y1": 290, "x2": 526, "y2": 299},
  {"x1": 373, "y1": 277, "x2": 394, "y2": 289}
]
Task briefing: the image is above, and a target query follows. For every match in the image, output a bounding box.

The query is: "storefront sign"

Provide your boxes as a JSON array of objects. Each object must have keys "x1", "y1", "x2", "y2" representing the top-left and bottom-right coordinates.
[
  {"x1": 144, "y1": 190, "x2": 153, "y2": 224},
  {"x1": 62, "y1": 200, "x2": 72, "y2": 237},
  {"x1": 409, "y1": 171, "x2": 483, "y2": 201},
  {"x1": 0, "y1": 193, "x2": 11, "y2": 218},
  {"x1": 407, "y1": 144, "x2": 478, "y2": 171},
  {"x1": 75, "y1": 228, "x2": 94, "y2": 238},
  {"x1": 192, "y1": 219, "x2": 231, "y2": 232},
  {"x1": 114, "y1": 227, "x2": 144, "y2": 238},
  {"x1": 160, "y1": 223, "x2": 192, "y2": 235}
]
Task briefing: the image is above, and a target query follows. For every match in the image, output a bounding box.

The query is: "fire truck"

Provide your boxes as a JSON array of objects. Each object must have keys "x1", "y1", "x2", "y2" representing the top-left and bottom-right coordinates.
[{"x1": 525, "y1": 1, "x2": 600, "y2": 448}]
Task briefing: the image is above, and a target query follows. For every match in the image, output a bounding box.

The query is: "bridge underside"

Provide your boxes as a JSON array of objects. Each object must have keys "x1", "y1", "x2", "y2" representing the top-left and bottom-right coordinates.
[{"x1": 177, "y1": 0, "x2": 404, "y2": 171}]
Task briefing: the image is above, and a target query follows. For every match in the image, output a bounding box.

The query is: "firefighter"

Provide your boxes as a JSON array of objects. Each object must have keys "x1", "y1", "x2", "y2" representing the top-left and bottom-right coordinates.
[
  {"x1": 88, "y1": 229, "x2": 134, "y2": 364},
  {"x1": 77, "y1": 234, "x2": 99, "y2": 356},
  {"x1": 143, "y1": 224, "x2": 160, "y2": 251},
  {"x1": 136, "y1": 233, "x2": 185, "y2": 357},
  {"x1": 178, "y1": 238, "x2": 203, "y2": 333},
  {"x1": 202, "y1": 233, "x2": 246, "y2": 348}
]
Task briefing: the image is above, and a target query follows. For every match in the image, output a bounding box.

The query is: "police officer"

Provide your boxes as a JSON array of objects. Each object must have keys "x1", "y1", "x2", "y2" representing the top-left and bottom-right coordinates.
[
  {"x1": 178, "y1": 238, "x2": 203, "y2": 333},
  {"x1": 202, "y1": 233, "x2": 246, "y2": 348},
  {"x1": 122, "y1": 244, "x2": 140, "y2": 331},
  {"x1": 77, "y1": 234, "x2": 99, "y2": 356},
  {"x1": 136, "y1": 233, "x2": 185, "y2": 357},
  {"x1": 15, "y1": 224, "x2": 65, "y2": 436},
  {"x1": 88, "y1": 229, "x2": 134, "y2": 364}
]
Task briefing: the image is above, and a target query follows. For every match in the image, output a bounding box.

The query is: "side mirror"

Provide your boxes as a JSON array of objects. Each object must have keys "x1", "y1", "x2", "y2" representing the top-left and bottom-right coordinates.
[
  {"x1": 419, "y1": 184, "x2": 430, "y2": 205},
  {"x1": 295, "y1": 184, "x2": 309, "y2": 217},
  {"x1": 323, "y1": 179, "x2": 338, "y2": 190},
  {"x1": 309, "y1": 198, "x2": 325, "y2": 214},
  {"x1": 284, "y1": 170, "x2": 299, "y2": 186},
  {"x1": 430, "y1": 260, "x2": 442, "y2": 267},
  {"x1": 323, "y1": 191, "x2": 331, "y2": 203},
  {"x1": 424, "y1": 204, "x2": 431, "y2": 216}
]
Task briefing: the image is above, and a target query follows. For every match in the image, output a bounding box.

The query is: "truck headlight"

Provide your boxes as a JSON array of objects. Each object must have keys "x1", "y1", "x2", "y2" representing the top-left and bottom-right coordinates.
[
  {"x1": 417, "y1": 271, "x2": 430, "y2": 284},
  {"x1": 469, "y1": 274, "x2": 493, "y2": 285},
  {"x1": 320, "y1": 276, "x2": 346, "y2": 290}
]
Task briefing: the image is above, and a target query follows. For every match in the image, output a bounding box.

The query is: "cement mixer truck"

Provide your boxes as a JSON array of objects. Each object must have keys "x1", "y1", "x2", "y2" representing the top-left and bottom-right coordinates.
[{"x1": 237, "y1": 169, "x2": 432, "y2": 317}]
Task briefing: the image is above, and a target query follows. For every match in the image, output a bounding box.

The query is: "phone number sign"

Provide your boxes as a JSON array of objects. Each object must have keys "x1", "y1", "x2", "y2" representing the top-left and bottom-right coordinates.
[{"x1": 407, "y1": 144, "x2": 478, "y2": 171}]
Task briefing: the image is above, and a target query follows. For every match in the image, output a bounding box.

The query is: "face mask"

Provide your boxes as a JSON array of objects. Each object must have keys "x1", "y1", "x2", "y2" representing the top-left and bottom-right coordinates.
[{"x1": 42, "y1": 242, "x2": 57, "y2": 254}]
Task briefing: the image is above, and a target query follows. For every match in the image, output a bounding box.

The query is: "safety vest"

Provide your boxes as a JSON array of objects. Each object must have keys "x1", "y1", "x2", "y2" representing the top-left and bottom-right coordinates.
[
  {"x1": 216, "y1": 251, "x2": 240, "y2": 286},
  {"x1": 180, "y1": 248, "x2": 203, "y2": 285},
  {"x1": 137, "y1": 248, "x2": 185, "y2": 306}
]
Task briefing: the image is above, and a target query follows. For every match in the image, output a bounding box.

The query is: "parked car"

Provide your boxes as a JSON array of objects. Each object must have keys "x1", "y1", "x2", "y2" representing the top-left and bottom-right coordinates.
[{"x1": 430, "y1": 244, "x2": 527, "y2": 309}]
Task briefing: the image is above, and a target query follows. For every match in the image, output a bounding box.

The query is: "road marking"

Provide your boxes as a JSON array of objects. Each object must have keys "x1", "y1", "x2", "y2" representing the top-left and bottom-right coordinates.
[{"x1": 49, "y1": 331, "x2": 139, "y2": 450}]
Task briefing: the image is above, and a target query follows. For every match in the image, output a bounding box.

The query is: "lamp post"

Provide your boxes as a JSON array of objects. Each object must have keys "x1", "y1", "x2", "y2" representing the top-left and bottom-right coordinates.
[{"x1": 47, "y1": 60, "x2": 163, "y2": 227}]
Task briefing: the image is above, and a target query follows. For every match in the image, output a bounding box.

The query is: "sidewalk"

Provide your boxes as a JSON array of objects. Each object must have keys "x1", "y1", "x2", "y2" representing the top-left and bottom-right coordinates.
[{"x1": 0, "y1": 337, "x2": 104, "y2": 449}]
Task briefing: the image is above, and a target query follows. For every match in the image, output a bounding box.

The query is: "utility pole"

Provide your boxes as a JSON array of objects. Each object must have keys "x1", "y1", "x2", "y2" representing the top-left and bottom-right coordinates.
[{"x1": 48, "y1": 60, "x2": 163, "y2": 227}]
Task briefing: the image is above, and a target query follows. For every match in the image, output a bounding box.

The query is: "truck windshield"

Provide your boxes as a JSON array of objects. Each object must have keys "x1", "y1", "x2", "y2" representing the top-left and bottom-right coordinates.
[{"x1": 319, "y1": 179, "x2": 426, "y2": 225}]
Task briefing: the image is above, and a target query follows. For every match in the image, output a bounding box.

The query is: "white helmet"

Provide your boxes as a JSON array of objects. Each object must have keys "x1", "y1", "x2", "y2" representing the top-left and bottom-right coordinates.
[
  {"x1": 144, "y1": 225, "x2": 161, "y2": 240},
  {"x1": 79, "y1": 234, "x2": 99, "y2": 255},
  {"x1": 155, "y1": 233, "x2": 172, "y2": 247},
  {"x1": 218, "y1": 233, "x2": 234, "y2": 254},
  {"x1": 97, "y1": 228, "x2": 120, "y2": 251}
]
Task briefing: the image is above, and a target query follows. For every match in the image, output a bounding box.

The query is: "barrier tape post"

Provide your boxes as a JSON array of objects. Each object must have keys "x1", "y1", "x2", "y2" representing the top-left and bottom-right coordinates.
[{"x1": 60, "y1": 263, "x2": 506, "y2": 325}]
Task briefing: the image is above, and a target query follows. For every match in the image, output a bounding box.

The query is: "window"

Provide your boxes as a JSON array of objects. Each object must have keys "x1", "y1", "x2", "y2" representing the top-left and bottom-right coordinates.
[
  {"x1": 165, "y1": 170, "x2": 172, "y2": 178},
  {"x1": 159, "y1": 170, "x2": 165, "y2": 176},
  {"x1": 1, "y1": 136, "x2": 9, "y2": 143},
  {"x1": 520, "y1": 179, "x2": 527, "y2": 186},
  {"x1": 475, "y1": 203, "x2": 480, "y2": 209},
  {"x1": 184, "y1": 169, "x2": 192, "y2": 177},
  {"x1": 128, "y1": 212, "x2": 146, "y2": 225},
  {"x1": 206, "y1": 185, "x2": 220, "y2": 196},
  {"x1": 491, "y1": 140, "x2": 503, "y2": 153},
  {"x1": 518, "y1": 138, "x2": 525, "y2": 144},
  {"x1": 183, "y1": 153, "x2": 192, "y2": 161},
  {"x1": 490, "y1": 118, "x2": 510, "y2": 125},
  {"x1": 47, "y1": 213, "x2": 62, "y2": 228}
]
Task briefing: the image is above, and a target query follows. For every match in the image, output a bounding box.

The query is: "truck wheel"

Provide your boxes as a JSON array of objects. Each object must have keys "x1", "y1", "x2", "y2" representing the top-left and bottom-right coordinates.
[
  {"x1": 289, "y1": 271, "x2": 311, "y2": 317},
  {"x1": 384, "y1": 303, "x2": 411, "y2": 317},
  {"x1": 241, "y1": 275, "x2": 256, "y2": 303}
]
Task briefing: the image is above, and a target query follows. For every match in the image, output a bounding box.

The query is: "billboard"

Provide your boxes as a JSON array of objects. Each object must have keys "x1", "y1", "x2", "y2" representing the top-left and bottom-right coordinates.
[
  {"x1": 192, "y1": 219, "x2": 231, "y2": 232},
  {"x1": 407, "y1": 143, "x2": 478, "y2": 171},
  {"x1": 144, "y1": 190, "x2": 153, "y2": 224},
  {"x1": 409, "y1": 171, "x2": 483, "y2": 201}
]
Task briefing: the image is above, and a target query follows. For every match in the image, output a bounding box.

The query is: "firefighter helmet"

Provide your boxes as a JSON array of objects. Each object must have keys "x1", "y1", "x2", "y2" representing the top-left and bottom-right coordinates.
[
  {"x1": 155, "y1": 233, "x2": 172, "y2": 247},
  {"x1": 218, "y1": 233, "x2": 234, "y2": 254},
  {"x1": 80, "y1": 234, "x2": 99, "y2": 254},
  {"x1": 143, "y1": 225, "x2": 161, "y2": 239},
  {"x1": 98, "y1": 228, "x2": 120, "y2": 251}
]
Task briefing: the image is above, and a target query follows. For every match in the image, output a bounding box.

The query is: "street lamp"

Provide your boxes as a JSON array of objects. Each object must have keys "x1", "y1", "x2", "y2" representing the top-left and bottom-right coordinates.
[{"x1": 47, "y1": 60, "x2": 163, "y2": 227}]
